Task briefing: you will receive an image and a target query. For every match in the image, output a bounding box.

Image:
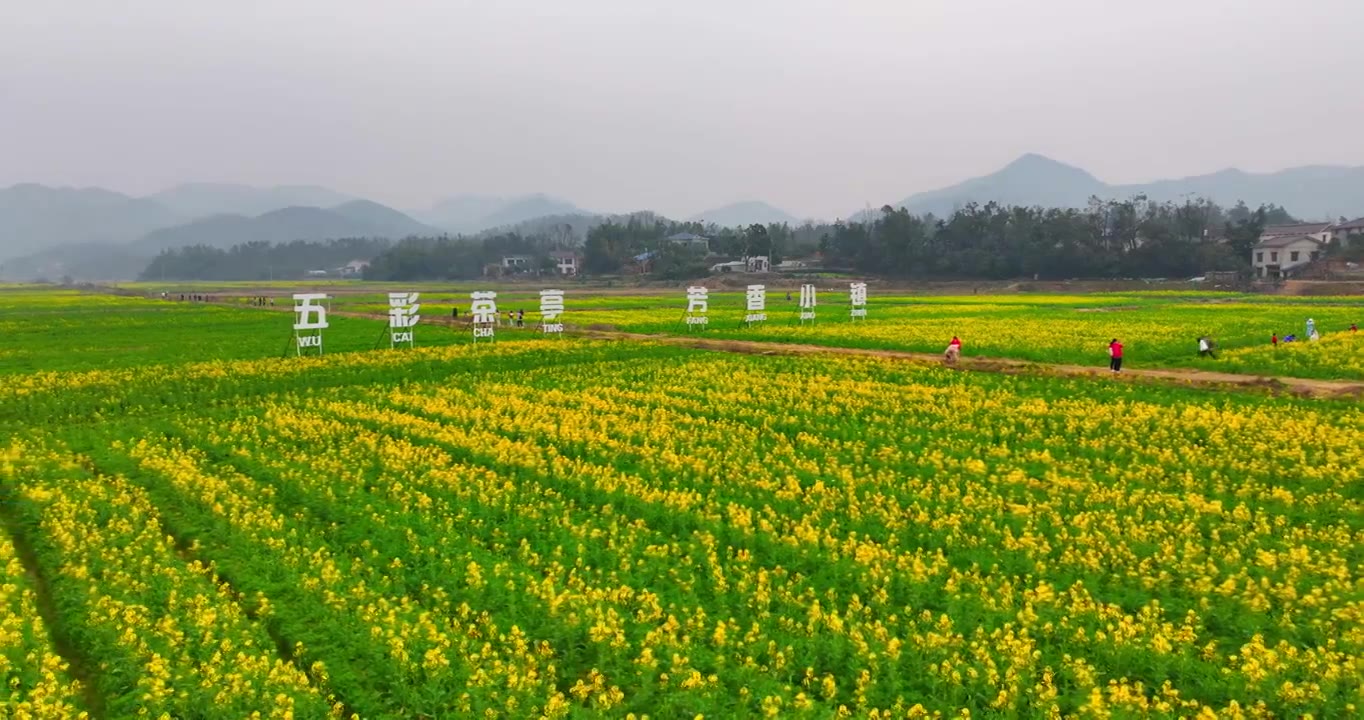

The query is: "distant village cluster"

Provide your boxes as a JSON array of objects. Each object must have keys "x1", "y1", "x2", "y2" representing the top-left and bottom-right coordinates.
[
  {"x1": 473, "y1": 231, "x2": 813, "y2": 280},
  {"x1": 1252, "y1": 218, "x2": 1364, "y2": 278}
]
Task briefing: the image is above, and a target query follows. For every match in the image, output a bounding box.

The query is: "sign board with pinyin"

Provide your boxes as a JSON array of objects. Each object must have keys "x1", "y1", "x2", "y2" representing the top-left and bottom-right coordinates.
[
  {"x1": 684, "y1": 286, "x2": 709, "y2": 329},
  {"x1": 744, "y1": 285, "x2": 767, "y2": 325},
  {"x1": 849, "y1": 282, "x2": 868, "y2": 319},
  {"x1": 799, "y1": 283, "x2": 817, "y2": 324},
  {"x1": 387, "y1": 292, "x2": 420, "y2": 348},
  {"x1": 470, "y1": 291, "x2": 497, "y2": 341},
  {"x1": 292, "y1": 293, "x2": 328, "y2": 355},
  {"x1": 539, "y1": 289, "x2": 565, "y2": 334}
]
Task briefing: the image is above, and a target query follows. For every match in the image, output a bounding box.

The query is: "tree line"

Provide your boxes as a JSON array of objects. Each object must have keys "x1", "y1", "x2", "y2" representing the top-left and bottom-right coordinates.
[
  {"x1": 140, "y1": 238, "x2": 392, "y2": 281},
  {"x1": 137, "y1": 196, "x2": 1310, "y2": 282},
  {"x1": 819, "y1": 197, "x2": 1298, "y2": 280}
]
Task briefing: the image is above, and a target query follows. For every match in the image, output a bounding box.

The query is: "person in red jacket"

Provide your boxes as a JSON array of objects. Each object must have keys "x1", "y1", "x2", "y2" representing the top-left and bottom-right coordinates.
[
  {"x1": 1108, "y1": 338, "x2": 1123, "y2": 373},
  {"x1": 944, "y1": 335, "x2": 962, "y2": 364}
]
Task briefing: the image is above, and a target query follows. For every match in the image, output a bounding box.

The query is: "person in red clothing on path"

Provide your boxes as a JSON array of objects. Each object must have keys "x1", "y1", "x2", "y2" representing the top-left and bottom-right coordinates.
[
  {"x1": 944, "y1": 335, "x2": 962, "y2": 365},
  {"x1": 1272, "y1": 333, "x2": 1278, "y2": 347},
  {"x1": 1108, "y1": 338, "x2": 1123, "y2": 373}
]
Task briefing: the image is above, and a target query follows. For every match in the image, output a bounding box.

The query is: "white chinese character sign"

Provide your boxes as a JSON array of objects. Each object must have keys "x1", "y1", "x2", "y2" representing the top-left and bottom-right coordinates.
[
  {"x1": 387, "y1": 292, "x2": 420, "y2": 348},
  {"x1": 799, "y1": 283, "x2": 817, "y2": 324},
  {"x1": 539, "y1": 289, "x2": 565, "y2": 334},
  {"x1": 292, "y1": 293, "x2": 328, "y2": 355},
  {"x1": 684, "y1": 286, "x2": 709, "y2": 329},
  {"x1": 470, "y1": 291, "x2": 498, "y2": 341},
  {"x1": 850, "y1": 282, "x2": 868, "y2": 319},
  {"x1": 744, "y1": 285, "x2": 767, "y2": 325}
]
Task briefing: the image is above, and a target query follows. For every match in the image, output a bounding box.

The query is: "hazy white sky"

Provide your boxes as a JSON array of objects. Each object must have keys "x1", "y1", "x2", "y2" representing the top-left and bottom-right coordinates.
[{"x1": 3, "y1": 0, "x2": 1361, "y2": 219}]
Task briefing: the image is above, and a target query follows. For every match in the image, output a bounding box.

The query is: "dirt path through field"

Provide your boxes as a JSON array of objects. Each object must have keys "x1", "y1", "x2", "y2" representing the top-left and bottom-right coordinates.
[
  {"x1": 217, "y1": 301, "x2": 1364, "y2": 399},
  {"x1": 573, "y1": 331, "x2": 1364, "y2": 399}
]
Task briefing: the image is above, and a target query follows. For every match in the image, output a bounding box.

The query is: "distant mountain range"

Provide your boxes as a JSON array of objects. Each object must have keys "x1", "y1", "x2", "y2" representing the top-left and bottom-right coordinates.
[
  {"x1": 133, "y1": 201, "x2": 440, "y2": 254},
  {"x1": 150, "y1": 183, "x2": 357, "y2": 219},
  {"x1": 412, "y1": 193, "x2": 588, "y2": 233},
  {"x1": 0, "y1": 185, "x2": 444, "y2": 280},
  {"x1": 885, "y1": 153, "x2": 1364, "y2": 220},
  {"x1": 0, "y1": 184, "x2": 179, "y2": 259},
  {"x1": 689, "y1": 201, "x2": 800, "y2": 227},
  {"x1": 5, "y1": 155, "x2": 1363, "y2": 281}
]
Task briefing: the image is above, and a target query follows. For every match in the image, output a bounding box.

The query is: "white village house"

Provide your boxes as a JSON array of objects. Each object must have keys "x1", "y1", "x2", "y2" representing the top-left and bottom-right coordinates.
[
  {"x1": 1253, "y1": 235, "x2": 1323, "y2": 278},
  {"x1": 1250, "y1": 221, "x2": 1363, "y2": 278},
  {"x1": 336, "y1": 259, "x2": 370, "y2": 278},
  {"x1": 709, "y1": 256, "x2": 770, "y2": 274},
  {"x1": 549, "y1": 250, "x2": 582, "y2": 276},
  {"x1": 1327, "y1": 217, "x2": 1364, "y2": 245}
]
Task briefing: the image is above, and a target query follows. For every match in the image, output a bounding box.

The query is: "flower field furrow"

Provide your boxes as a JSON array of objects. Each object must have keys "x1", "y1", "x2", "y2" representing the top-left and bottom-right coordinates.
[
  {"x1": 0, "y1": 438, "x2": 336, "y2": 719},
  {"x1": 350, "y1": 363, "x2": 1363, "y2": 649},
  {"x1": 266, "y1": 366, "x2": 1361, "y2": 715},
  {"x1": 114, "y1": 437, "x2": 574, "y2": 718},
  {"x1": 181, "y1": 401, "x2": 1063, "y2": 716},
  {"x1": 0, "y1": 516, "x2": 86, "y2": 719}
]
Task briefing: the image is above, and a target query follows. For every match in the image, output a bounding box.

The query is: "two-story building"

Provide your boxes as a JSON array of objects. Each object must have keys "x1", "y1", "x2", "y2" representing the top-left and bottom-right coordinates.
[
  {"x1": 1259, "y1": 223, "x2": 1333, "y2": 244},
  {"x1": 549, "y1": 250, "x2": 582, "y2": 276},
  {"x1": 1252, "y1": 219, "x2": 1364, "y2": 278},
  {"x1": 1327, "y1": 217, "x2": 1364, "y2": 245},
  {"x1": 1253, "y1": 234, "x2": 1324, "y2": 278}
]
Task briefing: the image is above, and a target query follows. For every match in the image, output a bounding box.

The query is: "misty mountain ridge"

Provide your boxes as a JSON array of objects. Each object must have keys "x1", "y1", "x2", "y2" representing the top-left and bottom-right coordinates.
[
  {"x1": 0, "y1": 198, "x2": 440, "y2": 281},
  {"x1": 415, "y1": 193, "x2": 588, "y2": 233},
  {"x1": 150, "y1": 183, "x2": 357, "y2": 218},
  {"x1": 7, "y1": 155, "x2": 1364, "y2": 279},
  {"x1": 890, "y1": 154, "x2": 1364, "y2": 220},
  {"x1": 689, "y1": 201, "x2": 800, "y2": 227},
  {"x1": 331, "y1": 199, "x2": 437, "y2": 238},
  {"x1": 0, "y1": 184, "x2": 178, "y2": 259},
  {"x1": 134, "y1": 202, "x2": 441, "y2": 253}
]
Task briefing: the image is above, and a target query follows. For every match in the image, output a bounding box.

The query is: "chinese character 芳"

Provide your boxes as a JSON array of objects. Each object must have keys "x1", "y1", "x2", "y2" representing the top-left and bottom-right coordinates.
[
  {"x1": 470, "y1": 291, "x2": 498, "y2": 324},
  {"x1": 292, "y1": 293, "x2": 329, "y2": 331},
  {"x1": 686, "y1": 286, "x2": 708, "y2": 314},
  {"x1": 539, "y1": 289, "x2": 565, "y2": 321},
  {"x1": 388, "y1": 292, "x2": 421, "y2": 329}
]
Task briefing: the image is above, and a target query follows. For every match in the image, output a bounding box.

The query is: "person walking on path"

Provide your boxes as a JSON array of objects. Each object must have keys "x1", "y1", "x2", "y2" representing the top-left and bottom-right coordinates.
[
  {"x1": 944, "y1": 336, "x2": 962, "y2": 365},
  {"x1": 1108, "y1": 338, "x2": 1123, "y2": 373}
]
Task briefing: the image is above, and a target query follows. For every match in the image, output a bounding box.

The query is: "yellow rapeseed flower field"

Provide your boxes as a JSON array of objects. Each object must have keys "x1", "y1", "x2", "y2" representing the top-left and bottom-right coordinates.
[{"x1": 1, "y1": 288, "x2": 1362, "y2": 717}]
